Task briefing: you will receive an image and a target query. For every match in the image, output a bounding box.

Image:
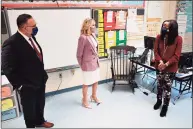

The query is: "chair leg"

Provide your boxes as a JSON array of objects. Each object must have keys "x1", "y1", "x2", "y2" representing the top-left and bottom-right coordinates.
[
  {"x1": 129, "y1": 80, "x2": 136, "y2": 94},
  {"x1": 131, "y1": 84, "x2": 135, "y2": 94}
]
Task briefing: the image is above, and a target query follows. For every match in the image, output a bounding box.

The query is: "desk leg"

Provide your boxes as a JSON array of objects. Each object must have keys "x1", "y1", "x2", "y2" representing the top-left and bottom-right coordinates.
[
  {"x1": 172, "y1": 80, "x2": 191, "y2": 105},
  {"x1": 189, "y1": 80, "x2": 192, "y2": 98},
  {"x1": 172, "y1": 81, "x2": 183, "y2": 105},
  {"x1": 151, "y1": 79, "x2": 157, "y2": 93},
  {"x1": 142, "y1": 68, "x2": 148, "y2": 80},
  {"x1": 191, "y1": 80, "x2": 192, "y2": 98},
  {"x1": 173, "y1": 93, "x2": 181, "y2": 105},
  {"x1": 179, "y1": 81, "x2": 182, "y2": 94}
]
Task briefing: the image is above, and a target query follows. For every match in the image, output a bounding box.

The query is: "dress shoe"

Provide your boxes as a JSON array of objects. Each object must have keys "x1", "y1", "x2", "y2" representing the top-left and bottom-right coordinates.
[
  {"x1": 82, "y1": 99, "x2": 92, "y2": 109},
  {"x1": 36, "y1": 121, "x2": 54, "y2": 128},
  {"x1": 90, "y1": 95, "x2": 102, "y2": 105}
]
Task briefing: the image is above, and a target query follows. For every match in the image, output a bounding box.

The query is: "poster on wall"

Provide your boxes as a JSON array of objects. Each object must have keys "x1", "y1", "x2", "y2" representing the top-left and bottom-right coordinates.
[
  {"x1": 127, "y1": 8, "x2": 145, "y2": 40},
  {"x1": 177, "y1": 15, "x2": 187, "y2": 37},
  {"x1": 146, "y1": 18, "x2": 162, "y2": 37},
  {"x1": 93, "y1": 9, "x2": 106, "y2": 58},
  {"x1": 145, "y1": 1, "x2": 163, "y2": 38},
  {"x1": 147, "y1": 1, "x2": 163, "y2": 18}
]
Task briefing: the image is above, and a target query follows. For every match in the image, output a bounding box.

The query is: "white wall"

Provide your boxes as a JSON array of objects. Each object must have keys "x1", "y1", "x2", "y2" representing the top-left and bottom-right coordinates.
[
  {"x1": 46, "y1": 59, "x2": 112, "y2": 92},
  {"x1": 1, "y1": 34, "x2": 9, "y2": 43}
]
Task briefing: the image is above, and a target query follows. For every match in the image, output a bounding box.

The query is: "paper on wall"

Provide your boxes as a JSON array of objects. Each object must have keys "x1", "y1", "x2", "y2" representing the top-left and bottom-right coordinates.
[
  {"x1": 128, "y1": 9, "x2": 137, "y2": 20},
  {"x1": 179, "y1": 31, "x2": 185, "y2": 37},
  {"x1": 147, "y1": 1, "x2": 163, "y2": 18},
  {"x1": 107, "y1": 11, "x2": 113, "y2": 23},
  {"x1": 178, "y1": 23, "x2": 187, "y2": 32},
  {"x1": 108, "y1": 31, "x2": 114, "y2": 38},
  {"x1": 177, "y1": 15, "x2": 187, "y2": 33},
  {"x1": 146, "y1": 22, "x2": 161, "y2": 37},
  {"x1": 127, "y1": 18, "x2": 139, "y2": 33},
  {"x1": 118, "y1": 11, "x2": 125, "y2": 22},
  {"x1": 177, "y1": 15, "x2": 188, "y2": 21},
  {"x1": 108, "y1": 40, "x2": 114, "y2": 46},
  {"x1": 119, "y1": 30, "x2": 125, "y2": 40}
]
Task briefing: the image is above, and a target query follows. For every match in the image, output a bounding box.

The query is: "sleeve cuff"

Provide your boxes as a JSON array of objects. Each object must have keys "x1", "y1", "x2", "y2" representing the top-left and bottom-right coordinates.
[
  {"x1": 165, "y1": 61, "x2": 170, "y2": 66},
  {"x1": 159, "y1": 60, "x2": 163, "y2": 63}
]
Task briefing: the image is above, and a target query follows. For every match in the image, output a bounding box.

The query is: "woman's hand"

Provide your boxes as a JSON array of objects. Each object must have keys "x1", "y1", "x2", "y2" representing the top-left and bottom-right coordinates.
[
  {"x1": 158, "y1": 61, "x2": 166, "y2": 71},
  {"x1": 158, "y1": 62, "x2": 169, "y2": 71}
]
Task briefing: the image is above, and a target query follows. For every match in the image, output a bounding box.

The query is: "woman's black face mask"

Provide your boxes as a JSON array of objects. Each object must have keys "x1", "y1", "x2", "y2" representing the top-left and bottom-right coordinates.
[
  {"x1": 161, "y1": 21, "x2": 170, "y2": 37},
  {"x1": 161, "y1": 27, "x2": 169, "y2": 36}
]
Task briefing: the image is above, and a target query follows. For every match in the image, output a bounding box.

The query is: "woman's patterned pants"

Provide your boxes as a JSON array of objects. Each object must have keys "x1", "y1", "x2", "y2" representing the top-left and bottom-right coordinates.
[{"x1": 156, "y1": 72, "x2": 175, "y2": 106}]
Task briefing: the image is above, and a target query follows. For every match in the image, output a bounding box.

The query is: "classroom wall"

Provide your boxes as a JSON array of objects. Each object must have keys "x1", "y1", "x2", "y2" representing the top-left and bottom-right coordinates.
[
  {"x1": 167, "y1": 1, "x2": 177, "y2": 20},
  {"x1": 1, "y1": 34, "x2": 9, "y2": 44},
  {"x1": 1, "y1": 1, "x2": 177, "y2": 93},
  {"x1": 45, "y1": 1, "x2": 178, "y2": 93},
  {"x1": 46, "y1": 59, "x2": 111, "y2": 92},
  {"x1": 163, "y1": 1, "x2": 177, "y2": 20},
  {"x1": 127, "y1": 1, "x2": 177, "y2": 48}
]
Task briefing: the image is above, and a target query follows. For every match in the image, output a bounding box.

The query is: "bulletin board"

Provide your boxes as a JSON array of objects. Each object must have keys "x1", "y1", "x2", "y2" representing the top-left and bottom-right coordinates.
[
  {"x1": 92, "y1": 7, "x2": 145, "y2": 58},
  {"x1": 92, "y1": 9, "x2": 128, "y2": 58},
  {"x1": 176, "y1": 0, "x2": 192, "y2": 53}
]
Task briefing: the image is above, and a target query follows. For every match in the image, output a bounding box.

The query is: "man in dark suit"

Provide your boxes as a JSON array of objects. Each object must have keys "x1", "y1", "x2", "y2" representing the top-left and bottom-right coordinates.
[{"x1": 1, "y1": 14, "x2": 54, "y2": 128}]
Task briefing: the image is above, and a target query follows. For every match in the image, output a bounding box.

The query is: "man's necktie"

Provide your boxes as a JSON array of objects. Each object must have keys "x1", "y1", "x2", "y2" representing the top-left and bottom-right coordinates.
[{"x1": 29, "y1": 38, "x2": 42, "y2": 62}]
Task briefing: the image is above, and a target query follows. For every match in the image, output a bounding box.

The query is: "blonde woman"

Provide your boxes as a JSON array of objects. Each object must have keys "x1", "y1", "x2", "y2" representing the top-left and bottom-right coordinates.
[{"x1": 76, "y1": 18, "x2": 101, "y2": 109}]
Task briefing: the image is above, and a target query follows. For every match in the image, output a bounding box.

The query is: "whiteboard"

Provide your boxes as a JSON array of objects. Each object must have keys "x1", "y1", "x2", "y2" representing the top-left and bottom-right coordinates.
[{"x1": 6, "y1": 9, "x2": 91, "y2": 69}]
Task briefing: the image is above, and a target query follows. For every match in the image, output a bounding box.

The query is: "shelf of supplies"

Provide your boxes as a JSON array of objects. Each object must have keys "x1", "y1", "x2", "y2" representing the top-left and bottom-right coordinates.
[
  {"x1": 1, "y1": 106, "x2": 17, "y2": 112},
  {"x1": 1, "y1": 94, "x2": 14, "y2": 100}
]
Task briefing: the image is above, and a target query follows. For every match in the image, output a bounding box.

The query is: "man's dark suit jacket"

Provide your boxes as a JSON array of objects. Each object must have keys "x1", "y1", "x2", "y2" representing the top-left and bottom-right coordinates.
[{"x1": 1, "y1": 32, "x2": 48, "y2": 90}]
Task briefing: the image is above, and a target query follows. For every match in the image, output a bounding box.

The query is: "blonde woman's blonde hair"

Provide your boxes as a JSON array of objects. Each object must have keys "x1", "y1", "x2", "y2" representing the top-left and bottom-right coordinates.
[{"x1": 81, "y1": 18, "x2": 95, "y2": 35}]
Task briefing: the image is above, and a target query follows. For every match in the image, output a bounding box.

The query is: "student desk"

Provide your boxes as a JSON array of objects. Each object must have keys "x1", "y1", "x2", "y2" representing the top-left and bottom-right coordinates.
[{"x1": 130, "y1": 55, "x2": 192, "y2": 105}]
